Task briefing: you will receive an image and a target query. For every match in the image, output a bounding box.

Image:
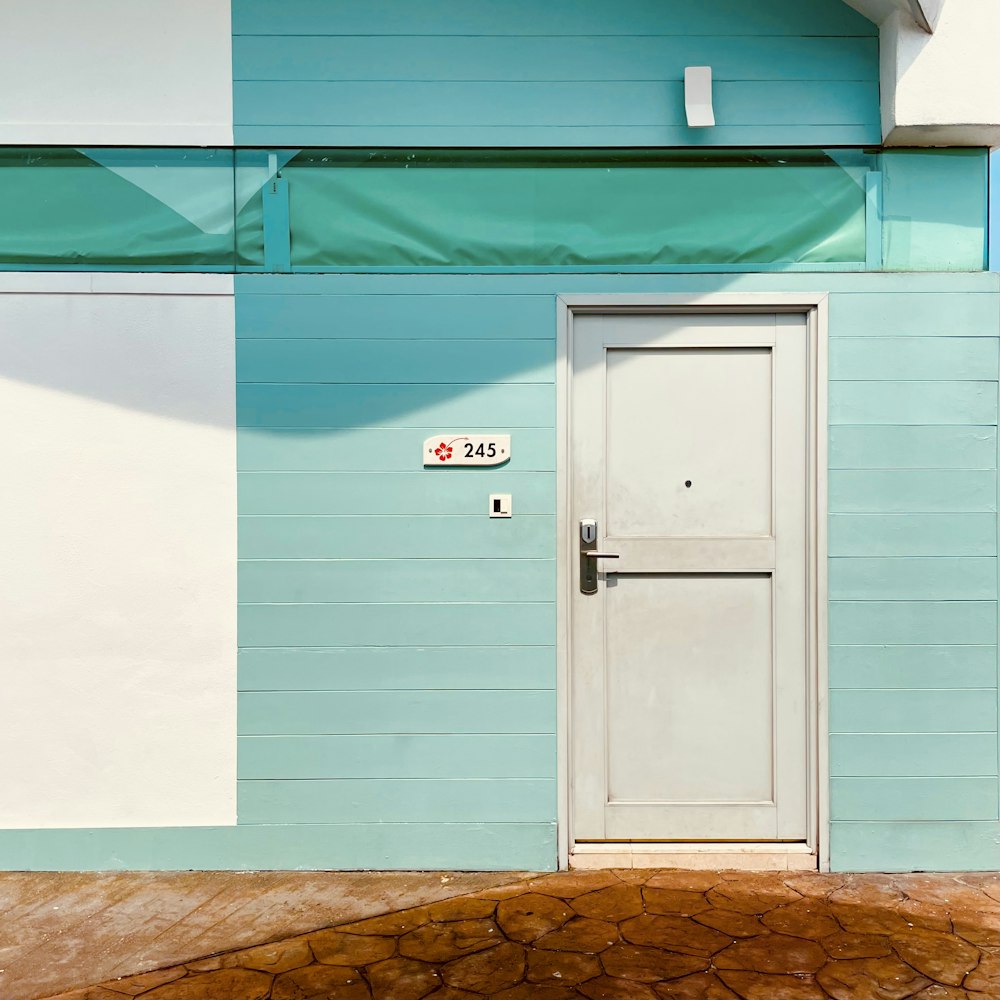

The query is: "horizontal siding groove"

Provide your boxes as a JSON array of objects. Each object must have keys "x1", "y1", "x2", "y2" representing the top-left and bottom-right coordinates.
[
  {"x1": 238, "y1": 644, "x2": 555, "y2": 652},
  {"x1": 830, "y1": 732, "x2": 998, "y2": 735},
  {"x1": 237, "y1": 471, "x2": 555, "y2": 474},
  {"x1": 238, "y1": 602, "x2": 556, "y2": 606},
  {"x1": 236, "y1": 381, "x2": 554, "y2": 386},
  {"x1": 830, "y1": 648, "x2": 991, "y2": 656},
  {"x1": 830, "y1": 378, "x2": 999, "y2": 383},
  {"x1": 240, "y1": 772, "x2": 556, "y2": 787},
  {"x1": 834, "y1": 685, "x2": 997, "y2": 700},
  {"x1": 236, "y1": 338, "x2": 552, "y2": 344},
  {"x1": 237, "y1": 729, "x2": 558, "y2": 735},
  {"x1": 238, "y1": 776, "x2": 556, "y2": 781},
  {"x1": 832, "y1": 819, "x2": 1000, "y2": 825},
  {"x1": 238, "y1": 428, "x2": 553, "y2": 432},
  {"x1": 233, "y1": 76, "x2": 877, "y2": 83},
  {"x1": 235, "y1": 689, "x2": 554, "y2": 694}
]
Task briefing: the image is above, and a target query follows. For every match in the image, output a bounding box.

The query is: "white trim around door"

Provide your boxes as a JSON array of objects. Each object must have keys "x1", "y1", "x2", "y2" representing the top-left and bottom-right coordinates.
[{"x1": 555, "y1": 293, "x2": 829, "y2": 872}]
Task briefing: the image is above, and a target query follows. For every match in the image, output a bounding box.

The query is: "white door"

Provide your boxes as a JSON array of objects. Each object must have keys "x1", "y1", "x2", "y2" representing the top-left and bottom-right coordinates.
[{"x1": 570, "y1": 311, "x2": 810, "y2": 843}]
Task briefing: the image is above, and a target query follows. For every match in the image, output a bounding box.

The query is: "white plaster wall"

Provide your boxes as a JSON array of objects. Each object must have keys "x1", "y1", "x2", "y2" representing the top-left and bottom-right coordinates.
[
  {"x1": 880, "y1": 0, "x2": 1000, "y2": 144},
  {"x1": 0, "y1": 1, "x2": 232, "y2": 145},
  {"x1": 0, "y1": 275, "x2": 237, "y2": 829}
]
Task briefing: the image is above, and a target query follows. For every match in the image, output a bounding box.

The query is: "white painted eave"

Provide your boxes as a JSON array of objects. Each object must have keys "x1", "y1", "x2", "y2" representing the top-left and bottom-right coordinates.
[
  {"x1": 843, "y1": 0, "x2": 999, "y2": 146},
  {"x1": 842, "y1": 0, "x2": 942, "y2": 32}
]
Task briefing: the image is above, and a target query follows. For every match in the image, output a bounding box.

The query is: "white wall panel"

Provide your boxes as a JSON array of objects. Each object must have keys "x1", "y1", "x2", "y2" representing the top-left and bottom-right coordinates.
[
  {"x1": 0, "y1": 276, "x2": 236, "y2": 828},
  {"x1": 0, "y1": 1, "x2": 232, "y2": 145}
]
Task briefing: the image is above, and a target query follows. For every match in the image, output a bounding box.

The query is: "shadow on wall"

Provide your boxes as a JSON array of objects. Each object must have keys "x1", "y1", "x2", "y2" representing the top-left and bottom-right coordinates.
[
  {"x1": 0, "y1": 287, "x2": 236, "y2": 428},
  {"x1": 0, "y1": 277, "x2": 765, "y2": 435}
]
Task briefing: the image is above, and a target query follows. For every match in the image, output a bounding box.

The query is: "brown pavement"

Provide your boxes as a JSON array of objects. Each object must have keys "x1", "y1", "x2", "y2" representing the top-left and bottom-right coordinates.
[
  {"x1": 0, "y1": 871, "x2": 526, "y2": 1000},
  {"x1": 39, "y1": 870, "x2": 1000, "y2": 1000}
]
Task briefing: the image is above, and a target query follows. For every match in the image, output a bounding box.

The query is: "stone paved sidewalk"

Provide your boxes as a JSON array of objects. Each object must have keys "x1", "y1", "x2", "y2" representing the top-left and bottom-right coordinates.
[{"x1": 45, "y1": 869, "x2": 999, "y2": 1000}]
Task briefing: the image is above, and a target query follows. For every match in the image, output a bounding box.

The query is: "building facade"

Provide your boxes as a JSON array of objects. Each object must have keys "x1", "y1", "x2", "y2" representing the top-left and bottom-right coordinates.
[{"x1": 1, "y1": 0, "x2": 998, "y2": 873}]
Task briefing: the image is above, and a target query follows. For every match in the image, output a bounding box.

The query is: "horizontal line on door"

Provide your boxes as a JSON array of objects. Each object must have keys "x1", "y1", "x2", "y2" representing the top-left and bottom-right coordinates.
[{"x1": 574, "y1": 839, "x2": 810, "y2": 846}]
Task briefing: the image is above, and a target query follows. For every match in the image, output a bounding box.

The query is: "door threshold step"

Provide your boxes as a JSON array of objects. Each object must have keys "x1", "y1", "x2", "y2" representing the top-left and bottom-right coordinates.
[{"x1": 570, "y1": 843, "x2": 818, "y2": 871}]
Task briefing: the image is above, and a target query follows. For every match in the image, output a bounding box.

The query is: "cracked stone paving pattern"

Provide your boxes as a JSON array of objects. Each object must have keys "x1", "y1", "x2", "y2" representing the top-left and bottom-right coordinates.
[{"x1": 45, "y1": 870, "x2": 999, "y2": 1000}]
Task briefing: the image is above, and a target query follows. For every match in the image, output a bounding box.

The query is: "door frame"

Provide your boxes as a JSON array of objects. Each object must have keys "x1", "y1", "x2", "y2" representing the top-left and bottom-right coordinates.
[{"x1": 555, "y1": 293, "x2": 830, "y2": 871}]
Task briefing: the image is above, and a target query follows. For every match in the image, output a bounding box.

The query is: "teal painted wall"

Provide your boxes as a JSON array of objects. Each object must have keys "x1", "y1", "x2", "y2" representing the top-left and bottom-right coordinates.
[
  {"x1": 231, "y1": 0, "x2": 879, "y2": 147},
  {"x1": 236, "y1": 272, "x2": 998, "y2": 873},
  {"x1": 827, "y1": 283, "x2": 1000, "y2": 870},
  {"x1": 881, "y1": 150, "x2": 990, "y2": 271},
  {"x1": 0, "y1": 272, "x2": 997, "y2": 871},
  {"x1": 235, "y1": 275, "x2": 559, "y2": 870}
]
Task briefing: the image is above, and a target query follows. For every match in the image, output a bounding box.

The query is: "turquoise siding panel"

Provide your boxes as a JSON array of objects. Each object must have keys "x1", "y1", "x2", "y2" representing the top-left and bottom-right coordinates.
[
  {"x1": 829, "y1": 514, "x2": 997, "y2": 557},
  {"x1": 829, "y1": 426, "x2": 998, "y2": 469},
  {"x1": 239, "y1": 559, "x2": 554, "y2": 604},
  {"x1": 239, "y1": 516, "x2": 555, "y2": 559},
  {"x1": 233, "y1": 80, "x2": 879, "y2": 129},
  {"x1": 830, "y1": 646, "x2": 999, "y2": 689},
  {"x1": 234, "y1": 35, "x2": 878, "y2": 83},
  {"x1": 831, "y1": 733, "x2": 998, "y2": 777},
  {"x1": 828, "y1": 381, "x2": 997, "y2": 425},
  {"x1": 233, "y1": 1, "x2": 876, "y2": 36},
  {"x1": 235, "y1": 295, "x2": 555, "y2": 340},
  {"x1": 829, "y1": 558, "x2": 998, "y2": 601},
  {"x1": 829, "y1": 690, "x2": 997, "y2": 734},
  {"x1": 830, "y1": 778, "x2": 999, "y2": 822},
  {"x1": 829, "y1": 602, "x2": 998, "y2": 645},
  {"x1": 828, "y1": 292, "x2": 1000, "y2": 338},
  {"x1": 0, "y1": 825, "x2": 558, "y2": 872},
  {"x1": 236, "y1": 339, "x2": 553, "y2": 384},
  {"x1": 239, "y1": 472, "x2": 555, "y2": 515},
  {"x1": 238, "y1": 602, "x2": 556, "y2": 648},
  {"x1": 830, "y1": 823, "x2": 1000, "y2": 873},
  {"x1": 232, "y1": 0, "x2": 878, "y2": 147},
  {"x1": 238, "y1": 384, "x2": 554, "y2": 428},
  {"x1": 829, "y1": 338, "x2": 999, "y2": 380},
  {"x1": 238, "y1": 779, "x2": 555, "y2": 824},
  {"x1": 237, "y1": 429, "x2": 555, "y2": 472},
  {"x1": 239, "y1": 691, "x2": 556, "y2": 736},
  {"x1": 239, "y1": 734, "x2": 557, "y2": 778},
  {"x1": 238, "y1": 646, "x2": 555, "y2": 691},
  {"x1": 829, "y1": 470, "x2": 997, "y2": 513}
]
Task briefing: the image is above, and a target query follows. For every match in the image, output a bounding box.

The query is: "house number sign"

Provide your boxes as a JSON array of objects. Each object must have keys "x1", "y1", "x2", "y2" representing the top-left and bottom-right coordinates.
[{"x1": 423, "y1": 434, "x2": 511, "y2": 466}]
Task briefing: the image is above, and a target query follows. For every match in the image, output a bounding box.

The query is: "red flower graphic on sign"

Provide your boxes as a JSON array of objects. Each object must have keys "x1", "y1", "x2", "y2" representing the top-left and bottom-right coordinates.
[{"x1": 434, "y1": 442, "x2": 453, "y2": 462}]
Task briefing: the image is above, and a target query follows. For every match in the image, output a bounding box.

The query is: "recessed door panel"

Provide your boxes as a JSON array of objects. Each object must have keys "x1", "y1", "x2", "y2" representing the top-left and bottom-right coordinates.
[
  {"x1": 606, "y1": 573, "x2": 774, "y2": 805},
  {"x1": 607, "y1": 347, "x2": 772, "y2": 538}
]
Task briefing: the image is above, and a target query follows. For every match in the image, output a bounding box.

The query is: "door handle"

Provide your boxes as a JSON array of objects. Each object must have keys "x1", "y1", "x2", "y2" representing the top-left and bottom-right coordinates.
[{"x1": 580, "y1": 519, "x2": 618, "y2": 594}]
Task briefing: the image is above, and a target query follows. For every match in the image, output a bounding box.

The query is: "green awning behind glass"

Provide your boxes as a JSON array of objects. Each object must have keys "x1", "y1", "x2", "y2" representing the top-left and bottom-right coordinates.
[
  {"x1": 0, "y1": 147, "x2": 880, "y2": 270},
  {"x1": 0, "y1": 148, "x2": 236, "y2": 269},
  {"x1": 273, "y1": 149, "x2": 872, "y2": 267}
]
